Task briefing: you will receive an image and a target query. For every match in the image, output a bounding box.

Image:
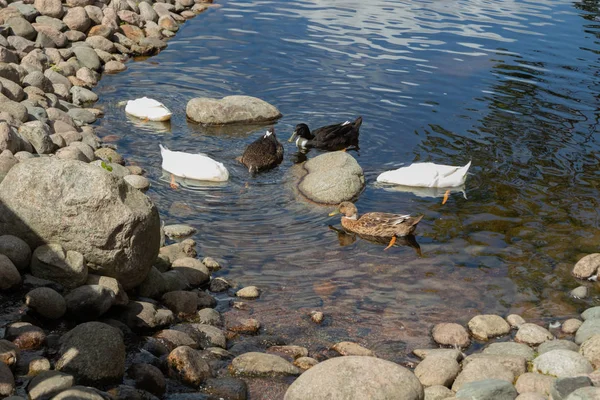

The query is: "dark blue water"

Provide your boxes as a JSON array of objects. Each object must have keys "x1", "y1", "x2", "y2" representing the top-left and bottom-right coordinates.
[{"x1": 94, "y1": 0, "x2": 600, "y2": 355}]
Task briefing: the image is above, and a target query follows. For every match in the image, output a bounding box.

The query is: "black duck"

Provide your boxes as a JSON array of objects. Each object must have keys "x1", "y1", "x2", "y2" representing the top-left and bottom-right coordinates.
[
  {"x1": 239, "y1": 128, "x2": 284, "y2": 174},
  {"x1": 288, "y1": 116, "x2": 362, "y2": 151}
]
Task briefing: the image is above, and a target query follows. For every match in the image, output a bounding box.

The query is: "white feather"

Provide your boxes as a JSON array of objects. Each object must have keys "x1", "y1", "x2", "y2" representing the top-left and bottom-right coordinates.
[
  {"x1": 342, "y1": 120, "x2": 350, "y2": 126},
  {"x1": 125, "y1": 97, "x2": 172, "y2": 121},
  {"x1": 159, "y1": 144, "x2": 229, "y2": 182},
  {"x1": 376, "y1": 161, "x2": 471, "y2": 188}
]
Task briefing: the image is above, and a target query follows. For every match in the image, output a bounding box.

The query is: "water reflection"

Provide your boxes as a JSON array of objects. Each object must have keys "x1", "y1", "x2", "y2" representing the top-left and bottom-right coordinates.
[
  {"x1": 92, "y1": 0, "x2": 600, "y2": 370},
  {"x1": 328, "y1": 224, "x2": 422, "y2": 255}
]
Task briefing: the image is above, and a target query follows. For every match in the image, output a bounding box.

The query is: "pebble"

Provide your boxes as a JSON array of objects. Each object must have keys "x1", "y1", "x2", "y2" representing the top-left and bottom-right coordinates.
[
  {"x1": 507, "y1": 314, "x2": 526, "y2": 328},
  {"x1": 202, "y1": 256, "x2": 221, "y2": 271},
  {"x1": 236, "y1": 285, "x2": 260, "y2": 299},
  {"x1": 228, "y1": 318, "x2": 261, "y2": 335},
  {"x1": 581, "y1": 306, "x2": 600, "y2": 320},
  {"x1": 5, "y1": 322, "x2": 46, "y2": 350},
  {"x1": 267, "y1": 345, "x2": 308, "y2": 360},
  {"x1": 0, "y1": 254, "x2": 21, "y2": 290},
  {"x1": 209, "y1": 277, "x2": 230, "y2": 292},
  {"x1": 202, "y1": 377, "x2": 247, "y2": 400},
  {"x1": 572, "y1": 254, "x2": 600, "y2": 279},
  {"x1": 0, "y1": 340, "x2": 18, "y2": 366},
  {"x1": 197, "y1": 308, "x2": 222, "y2": 326},
  {"x1": 171, "y1": 257, "x2": 210, "y2": 286},
  {"x1": 310, "y1": 311, "x2": 324, "y2": 324},
  {"x1": 452, "y1": 357, "x2": 514, "y2": 392},
  {"x1": 455, "y1": 379, "x2": 518, "y2": 400},
  {"x1": 27, "y1": 370, "x2": 74, "y2": 400},
  {"x1": 413, "y1": 348, "x2": 463, "y2": 361},
  {"x1": 0, "y1": 234, "x2": 31, "y2": 270},
  {"x1": 164, "y1": 224, "x2": 197, "y2": 238},
  {"x1": 331, "y1": 341, "x2": 374, "y2": 357},
  {"x1": 128, "y1": 363, "x2": 166, "y2": 397},
  {"x1": 424, "y1": 385, "x2": 454, "y2": 400},
  {"x1": 64, "y1": 284, "x2": 115, "y2": 321},
  {"x1": 550, "y1": 376, "x2": 592, "y2": 400},
  {"x1": 579, "y1": 334, "x2": 600, "y2": 369},
  {"x1": 576, "y1": 319, "x2": 600, "y2": 344},
  {"x1": 0, "y1": 363, "x2": 14, "y2": 397},
  {"x1": 162, "y1": 290, "x2": 198, "y2": 316},
  {"x1": 538, "y1": 339, "x2": 580, "y2": 355},
  {"x1": 571, "y1": 286, "x2": 589, "y2": 299},
  {"x1": 563, "y1": 319, "x2": 583, "y2": 334},
  {"x1": 483, "y1": 342, "x2": 535, "y2": 361},
  {"x1": 167, "y1": 345, "x2": 211, "y2": 386},
  {"x1": 124, "y1": 174, "x2": 150, "y2": 191},
  {"x1": 230, "y1": 352, "x2": 300, "y2": 376},
  {"x1": 293, "y1": 356, "x2": 318, "y2": 370}
]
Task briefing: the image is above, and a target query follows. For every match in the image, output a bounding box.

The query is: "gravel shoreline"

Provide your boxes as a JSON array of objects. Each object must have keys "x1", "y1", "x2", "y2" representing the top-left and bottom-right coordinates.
[{"x1": 1, "y1": 0, "x2": 600, "y2": 399}]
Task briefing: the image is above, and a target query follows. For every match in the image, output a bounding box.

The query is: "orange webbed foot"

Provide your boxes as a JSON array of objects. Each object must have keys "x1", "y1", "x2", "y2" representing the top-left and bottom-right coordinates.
[
  {"x1": 442, "y1": 189, "x2": 451, "y2": 205},
  {"x1": 170, "y1": 174, "x2": 179, "y2": 189},
  {"x1": 384, "y1": 236, "x2": 397, "y2": 251}
]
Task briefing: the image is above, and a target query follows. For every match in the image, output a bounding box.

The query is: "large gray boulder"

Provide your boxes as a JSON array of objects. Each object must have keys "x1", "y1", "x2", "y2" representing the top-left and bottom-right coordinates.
[
  {"x1": 186, "y1": 95, "x2": 282, "y2": 125},
  {"x1": 284, "y1": 356, "x2": 423, "y2": 400},
  {"x1": 296, "y1": 152, "x2": 365, "y2": 204},
  {"x1": 0, "y1": 158, "x2": 160, "y2": 289}
]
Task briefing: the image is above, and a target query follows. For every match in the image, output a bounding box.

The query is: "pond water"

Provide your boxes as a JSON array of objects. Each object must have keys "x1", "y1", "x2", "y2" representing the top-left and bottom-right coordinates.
[{"x1": 94, "y1": 0, "x2": 600, "y2": 361}]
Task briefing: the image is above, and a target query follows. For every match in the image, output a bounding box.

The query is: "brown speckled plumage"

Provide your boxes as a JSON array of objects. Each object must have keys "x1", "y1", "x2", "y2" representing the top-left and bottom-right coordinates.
[
  {"x1": 332, "y1": 201, "x2": 423, "y2": 237},
  {"x1": 239, "y1": 128, "x2": 284, "y2": 174}
]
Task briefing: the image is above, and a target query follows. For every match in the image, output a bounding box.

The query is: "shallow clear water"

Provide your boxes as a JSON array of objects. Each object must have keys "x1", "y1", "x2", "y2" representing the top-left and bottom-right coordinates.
[{"x1": 95, "y1": 0, "x2": 600, "y2": 358}]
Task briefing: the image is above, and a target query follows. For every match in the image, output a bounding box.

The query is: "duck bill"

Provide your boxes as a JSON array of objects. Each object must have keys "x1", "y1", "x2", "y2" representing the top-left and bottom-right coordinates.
[
  {"x1": 288, "y1": 131, "x2": 297, "y2": 143},
  {"x1": 328, "y1": 209, "x2": 340, "y2": 216}
]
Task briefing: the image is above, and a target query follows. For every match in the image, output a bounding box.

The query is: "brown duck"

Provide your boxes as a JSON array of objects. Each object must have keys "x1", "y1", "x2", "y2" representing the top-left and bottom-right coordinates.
[
  {"x1": 239, "y1": 128, "x2": 284, "y2": 174},
  {"x1": 329, "y1": 201, "x2": 424, "y2": 250}
]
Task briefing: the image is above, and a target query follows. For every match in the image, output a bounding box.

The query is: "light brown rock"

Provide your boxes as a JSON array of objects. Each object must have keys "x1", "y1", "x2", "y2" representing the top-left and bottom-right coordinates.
[{"x1": 432, "y1": 323, "x2": 470, "y2": 348}]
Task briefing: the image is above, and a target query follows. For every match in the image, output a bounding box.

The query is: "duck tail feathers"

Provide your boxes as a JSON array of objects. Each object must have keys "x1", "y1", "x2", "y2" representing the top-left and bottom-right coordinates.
[{"x1": 353, "y1": 116, "x2": 363, "y2": 129}]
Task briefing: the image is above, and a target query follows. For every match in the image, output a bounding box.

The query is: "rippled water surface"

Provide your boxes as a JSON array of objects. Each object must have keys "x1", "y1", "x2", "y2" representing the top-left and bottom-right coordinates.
[{"x1": 95, "y1": 0, "x2": 600, "y2": 360}]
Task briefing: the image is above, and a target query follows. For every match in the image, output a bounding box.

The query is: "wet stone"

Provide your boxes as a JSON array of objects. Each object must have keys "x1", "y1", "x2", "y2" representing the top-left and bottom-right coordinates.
[
  {"x1": 154, "y1": 329, "x2": 197, "y2": 350},
  {"x1": 0, "y1": 340, "x2": 18, "y2": 366},
  {"x1": 197, "y1": 308, "x2": 221, "y2": 326},
  {"x1": 209, "y1": 277, "x2": 230, "y2": 292},
  {"x1": 413, "y1": 348, "x2": 463, "y2": 361},
  {"x1": 294, "y1": 356, "x2": 318, "y2": 370},
  {"x1": 202, "y1": 257, "x2": 221, "y2": 271},
  {"x1": 432, "y1": 322, "x2": 470, "y2": 348},
  {"x1": 572, "y1": 254, "x2": 600, "y2": 279},
  {"x1": 310, "y1": 311, "x2": 324, "y2": 324},
  {"x1": 563, "y1": 319, "x2": 583, "y2": 334},
  {"x1": 468, "y1": 314, "x2": 511, "y2": 341},
  {"x1": 230, "y1": 352, "x2": 300, "y2": 376},
  {"x1": 167, "y1": 345, "x2": 210, "y2": 387},
  {"x1": 236, "y1": 285, "x2": 260, "y2": 299},
  {"x1": 6, "y1": 322, "x2": 45, "y2": 350},
  {"x1": 164, "y1": 224, "x2": 197, "y2": 238},
  {"x1": 571, "y1": 286, "x2": 589, "y2": 299},
  {"x1": 228, "y1": 318, "x2": 261, "y2": 335},
  {"x1": 171, "y1": 257, "x2": 210, "y2": 287},
  {"x1": 202, "y1": 378, "x2": 247, "y2": 400},
  {"x1": 515, "y1": 323, "x2": 554, "y2": 346},
  {"x1": 331, "y1": 341, "x2": 374, "y2": 357}
]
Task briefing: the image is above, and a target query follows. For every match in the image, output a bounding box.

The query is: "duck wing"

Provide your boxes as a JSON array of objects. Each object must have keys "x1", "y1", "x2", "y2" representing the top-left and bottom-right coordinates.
[{"x1": 240, "y1": 136, "x2": 283, "y2": 171}]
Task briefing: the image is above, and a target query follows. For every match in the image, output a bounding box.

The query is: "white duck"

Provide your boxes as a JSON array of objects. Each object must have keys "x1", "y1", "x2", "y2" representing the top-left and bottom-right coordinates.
[
  {"x1": 159, "y1": 144, "x2": 229, "y2": 188},
  {"x1": 125, "y1": 97, "x2": 172, "y2": 121},
  {"x1": 376, "y1": 161, "x2": 471, "y2": 204}
]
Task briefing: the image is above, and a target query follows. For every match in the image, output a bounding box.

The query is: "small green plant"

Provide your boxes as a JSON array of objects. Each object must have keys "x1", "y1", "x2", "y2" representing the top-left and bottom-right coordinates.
[{"x1": 101, "y1": 161, "x2": 113, "y2": 172}]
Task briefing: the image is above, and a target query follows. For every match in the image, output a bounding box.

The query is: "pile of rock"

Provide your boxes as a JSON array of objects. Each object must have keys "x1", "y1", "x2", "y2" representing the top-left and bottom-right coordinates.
[{"x1": 0, "y1": 0, "x2": 214, "y2": 183}]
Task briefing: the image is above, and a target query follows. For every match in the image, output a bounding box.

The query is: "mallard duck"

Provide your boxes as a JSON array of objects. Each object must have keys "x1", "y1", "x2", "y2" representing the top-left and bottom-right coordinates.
[
  {"x1": 329, "y1": 201, "x2": 423, "y2": 250},
  {"x1": 238, "y1": 128, "x2": 284, "y2": 174},
  {"x1": 125, "y1": 97, "x2": 172, "y2": 121},
  {"x1": 288, "y1": 116, "x2": 362, "y2": 151},
  {"x1": 159, "y1": 144, "x2": 229, "y2": 188},
  {"x1": 377, "y1": 161, "x2": 471, "y2": 204}
]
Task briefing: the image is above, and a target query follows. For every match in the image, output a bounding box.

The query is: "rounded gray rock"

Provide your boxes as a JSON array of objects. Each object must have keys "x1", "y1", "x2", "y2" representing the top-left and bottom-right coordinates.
[
  {"x1": 285, "y1": 356, "x2": 422, "y2": 400},
  {"x1": 0, "y1": 253, "x2": 21, "y2": 290},
  {"x1": 533, "y1": 349, "x2": 593, "y2": 378},
  {"x1": 56, "y1": 322, "x2": 125, "y2": 385},
  {"x1": 171, "y1": 257, "x2": 209, "y2": 286},
  {"x1": 64, "y1": 284, "x2": 116, "y2": 321},
  {"x1": 455, "y1": 379, "x2": 517, "y2": 400},
  {"x1": 124, "y1": 174, "x2": 150, "y2": 192},
  {"x1": 186, "y1": 95, "x2": 282, "y2": 125},
  {"x1": 25, "y1": 287, "x2": 66, "y2": 319},
  {"x1": 30, "y1": 243, "x2": 87, "y2": 288},
  {"x1": 297, "y1": 152, "x2": 365, "y2": 205}
]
